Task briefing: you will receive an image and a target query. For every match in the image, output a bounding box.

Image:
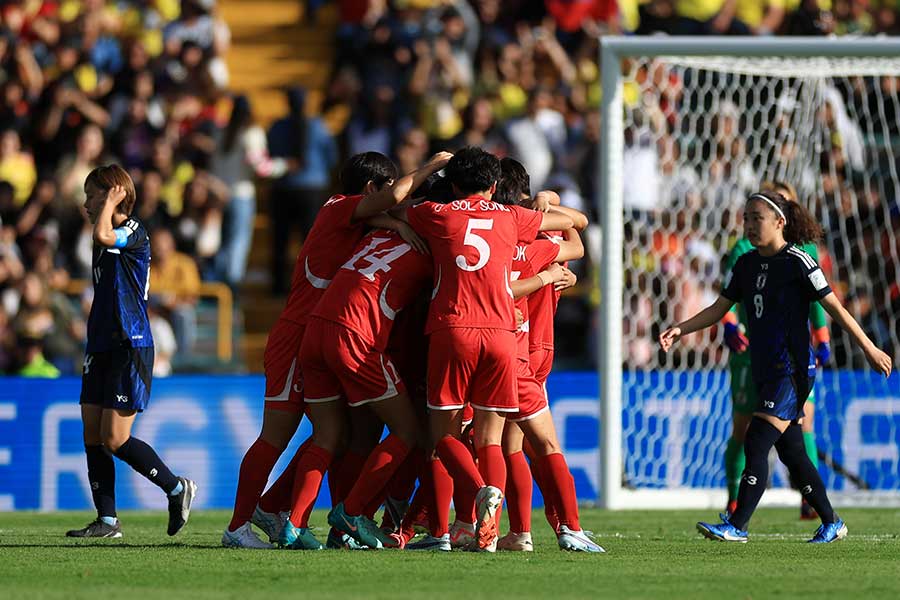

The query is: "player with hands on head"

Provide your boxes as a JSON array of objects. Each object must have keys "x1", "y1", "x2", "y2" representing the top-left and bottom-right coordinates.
[
  {"x1": 69, "y1": 165, "x2": 197, "y2": 540},
  {"x1": 660, "y1": 190, "x2": 892, "y2": 544}
]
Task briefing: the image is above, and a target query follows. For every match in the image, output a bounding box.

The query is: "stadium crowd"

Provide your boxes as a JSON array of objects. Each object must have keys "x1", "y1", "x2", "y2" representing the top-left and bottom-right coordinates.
[{"x1": 2, "y1": 0, "x2": 899, "y2": 376}]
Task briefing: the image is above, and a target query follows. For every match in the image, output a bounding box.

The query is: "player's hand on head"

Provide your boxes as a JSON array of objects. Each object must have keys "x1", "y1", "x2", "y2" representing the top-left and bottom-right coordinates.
[
  {"x1": 865, "y1": 346, "x2": 893, "y2": 378},
  {"x1": 398, "y1": 222, "x2": 429, "y2": 254},
  {"x1": 106, "y1": 185, "x2": 127, "y2": 207},
  {"x1": 427, "y1": 151, "x2": 453, "y2": 169},
  {"x1": 532, "y1": 191, "x2": 558, "y2": 213},
  {"x1": 659, "y1": 327, "x2": 681, "y2": 352}
]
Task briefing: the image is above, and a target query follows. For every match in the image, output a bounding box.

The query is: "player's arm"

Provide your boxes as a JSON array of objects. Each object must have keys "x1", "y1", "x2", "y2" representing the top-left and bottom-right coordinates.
[
  {"x1": 528, "y1": 192, "x2": 589, "y2": 231},
  {"x1": 366, "y1": 213, "x2": 429, "y2": 254},
  {"x1": 537, "y1": 211, "x2": 574, "y2": 232},
  {"x1": 92, "y1": 185, "x2": 129, "y2": 248},
  {"x1": 554, "y1": 228, "x2": 584, "y2": 262},
  {"x1": 510, "y1": 263, "x2": 567, "y2": 299},
  {"x1": 352, "y1": 152, "x2": 453, "y2": 222},
  {"x1": 660, "y1": 296, "x2": 734, "y2": 352},
  {"x1": 818, "y1": 293, "x2": 892, "y2": 377}
]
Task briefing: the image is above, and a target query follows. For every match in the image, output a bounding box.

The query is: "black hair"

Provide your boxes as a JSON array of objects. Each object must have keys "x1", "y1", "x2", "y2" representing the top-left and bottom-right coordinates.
[
  {"x1": 444, "y1": 146, "x2": 500, "y2": 196},
  {"x1": 223, "y1": 94, "x2": 252, "y2": 154},
  {"x1": 495, "y1": 157, "x2": 529, "y2": 205},
  {"x1": 339, "y1": 152, "x2": 398, "y2": 195},
  {"x1": 285, "y1": 87, "x2": 308, "y2": 170},
  {"x1": 748, "y1": 191, "x2": 824, "y2": 245}
]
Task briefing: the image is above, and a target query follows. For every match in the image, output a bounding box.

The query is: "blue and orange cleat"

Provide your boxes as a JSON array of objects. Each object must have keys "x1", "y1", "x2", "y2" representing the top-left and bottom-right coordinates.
[{"x1": 697, "y1": 514, "x2": 748, "y2": 543}]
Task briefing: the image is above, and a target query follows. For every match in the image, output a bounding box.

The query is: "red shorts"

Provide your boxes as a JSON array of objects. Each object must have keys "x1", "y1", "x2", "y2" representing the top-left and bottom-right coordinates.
[
  {"x1": 426, "y1": 328, "x2": 517, "y2": 413},
  {"x1": 300, "y1": 318, "x2": 405, "y2": 407},
  {"x1": 529, "y1": 348, "x2": 554, "y2": 384},
  {"x1": 509, "y1": 358, "x2": 549, "y2": 422},
  {"x1": 263, "y1": 319, "x2": 306, "y2": 413}
]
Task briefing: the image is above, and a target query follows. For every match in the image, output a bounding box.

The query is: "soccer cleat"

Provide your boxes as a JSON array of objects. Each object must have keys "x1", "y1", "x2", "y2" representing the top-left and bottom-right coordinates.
[
  {"x1": 167, "y1": 477, "x2": 197, "y2": 536},
  {"x1": 326, "y1": 527, "x2": 367, "y2": 550},
  {"x1": 474, "y1": 485, "x2": 503, "y2": 552},
  {"x1": 406, "y1": 533, "x2": 452, "y2": 552},
  {"x1": 697, "y1": 514, "x2": 748, "y2": 543},
  {"x1": 280, "y1": 521, "x2": 324, "y2": 550},
  {"x1": 449, "y1": 519, "x2": 475, "y2": 549},
  {"x1": 66, "y1": 518, "x2": 122, "y2": 538},
  {"x1": 497, "y1": 531, "x2": 534, "y2": 552},
  {"x1": 557, "y1": 526, "x2": 605, "y2": 553},
  {"x1": 221, "y1": 522, "x2": 273, "y2": 549},
  {"x1": 800, "y1": 499, "x2": 819, "y2": 521},
  {"x1": 381, "y1": 496, "x2": 409, "y2": 533},
  {"x1": 808, "y1": 519, "x2": 848, "y2": 544},
  {"x1": 252, "y1": 506, "x2": 289, "y2": 543},
  {"x1": 327, "y1": 502, "x2": 398, "y2": 549}
]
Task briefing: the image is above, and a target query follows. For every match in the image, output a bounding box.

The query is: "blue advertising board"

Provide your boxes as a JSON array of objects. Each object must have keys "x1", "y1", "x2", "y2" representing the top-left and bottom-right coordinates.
[{"x1": 0, "y1": 372, "x2": 897, "y2": 511}]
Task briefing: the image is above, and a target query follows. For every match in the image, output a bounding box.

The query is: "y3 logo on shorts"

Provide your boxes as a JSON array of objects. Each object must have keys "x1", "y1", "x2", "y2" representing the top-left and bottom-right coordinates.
[
  {"x1": 83, "y1": 355, "x2": 94, "y2": 374},
  {"x1": 116, "y1": 394, "x2": 128, "y2": 403}
]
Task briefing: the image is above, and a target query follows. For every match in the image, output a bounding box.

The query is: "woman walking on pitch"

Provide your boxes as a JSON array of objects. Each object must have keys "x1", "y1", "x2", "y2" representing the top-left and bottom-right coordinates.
[
  {"x1": 67, "y1": 165, "x2": 197, "y2": 539},
  {"x1": 659, "y1": 191, "x2": 892, "y2": 543}
]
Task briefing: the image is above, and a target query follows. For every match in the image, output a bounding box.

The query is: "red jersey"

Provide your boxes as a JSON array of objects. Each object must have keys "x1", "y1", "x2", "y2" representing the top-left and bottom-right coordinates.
[
  {"x1": 311, "y1": 230, "x2": 433, "y2": 351},
  {"x1": 279, "y1": 194, "x2": 367, "y2": 325},
  {"x1": 408, "y1": 197, "x2": 543, "y2": 334},
  {"x1": 512, "y1": 238, "x2": 561, "y2": 359},
  {"x1": 527, "y1": 232, "x2": 566, "y2": 352}
]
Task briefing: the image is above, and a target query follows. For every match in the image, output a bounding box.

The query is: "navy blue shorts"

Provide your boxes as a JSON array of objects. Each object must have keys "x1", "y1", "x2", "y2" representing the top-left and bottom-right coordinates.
[
  {"x1": 755, "y1": 373, "x2": 813, "y2": 422},
  {"x1": 80, "y1": 346, "x2": 154, "y2": 412}
]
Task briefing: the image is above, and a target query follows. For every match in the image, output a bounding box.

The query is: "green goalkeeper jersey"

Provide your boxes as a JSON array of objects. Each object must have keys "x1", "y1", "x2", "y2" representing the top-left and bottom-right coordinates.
[{"x1": 723, "y1": 238, "x2": 828, "y2": 366}]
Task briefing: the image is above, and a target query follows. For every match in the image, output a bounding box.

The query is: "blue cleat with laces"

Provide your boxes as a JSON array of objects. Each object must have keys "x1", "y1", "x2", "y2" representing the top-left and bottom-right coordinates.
[
  {"x1": 279, "y1": 521, "x2": 323, "y2": 550},
  {"x1": 808, "y1": 518, "x2": 848, "y2": 544},
  {"x1": 697, "y1": 514, "x2": 748, "y2": 543}
]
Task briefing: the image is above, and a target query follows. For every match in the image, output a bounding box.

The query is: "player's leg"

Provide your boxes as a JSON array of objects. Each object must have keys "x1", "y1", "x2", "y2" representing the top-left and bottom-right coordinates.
[
  {"x1": 499, "y1": 422, "x2": 533, "y2": 551},
  {"x1": 725, "y1": 363, "x2": 754, "y2": 514},
  {"x1": 799, "y1": 398, "x2": 819, "y2": 519},
  {"x1": 67, "y1": 382, "x2": 121, "y2": 539}
]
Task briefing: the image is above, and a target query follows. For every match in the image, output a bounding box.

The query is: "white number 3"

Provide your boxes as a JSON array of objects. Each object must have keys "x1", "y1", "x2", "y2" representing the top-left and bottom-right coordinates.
[{"x1": 456, "y1": 218, "x2": 493, "y2": 272}]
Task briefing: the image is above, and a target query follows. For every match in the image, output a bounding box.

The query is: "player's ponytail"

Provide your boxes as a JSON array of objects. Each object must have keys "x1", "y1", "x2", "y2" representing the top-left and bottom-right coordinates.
[{"x1": 782, "y1": 199, "x2": 824, "y2": 245}]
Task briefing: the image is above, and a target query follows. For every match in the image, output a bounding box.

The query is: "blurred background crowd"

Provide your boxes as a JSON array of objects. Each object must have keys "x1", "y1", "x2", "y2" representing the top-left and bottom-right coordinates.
[{"x1": 1, "y1": 0, "x2": 898, "y2": 377}]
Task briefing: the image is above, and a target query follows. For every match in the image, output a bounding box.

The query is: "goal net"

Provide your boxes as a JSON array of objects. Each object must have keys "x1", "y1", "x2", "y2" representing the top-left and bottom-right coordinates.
[{"x1": 597, "y1": 38, "x2": 900, "y2": 509}]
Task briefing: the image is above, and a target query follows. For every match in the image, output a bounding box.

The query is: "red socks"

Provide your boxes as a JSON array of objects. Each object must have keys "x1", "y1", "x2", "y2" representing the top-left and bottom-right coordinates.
[
  {"x1": 343, "y1": 435, "x2": 411, "y2": 516},
  {"x1": 257, "y1": 437, "x2": 311, "y2": 514},
  {"x1": 536, "y1": 453, "x2": 580, "y2": 531},
  {"x1": 437, "y1": 436, "x2": 483, "y2": 523},
  {"x1": 430, "y1": 458, "x2": 453, "y2": 536},
  {"x1": 288, "y1": 444, "x2": 332, "y2": 528},
  {"x1": 504, "y1": 451, "x2": 533, "y2": 533},
  {"x1": 228, "y1": 438, "x2": 282, "y2": 532},
  {"x1": 476, "y1": 444, "x2": 506, "y2": 493}
]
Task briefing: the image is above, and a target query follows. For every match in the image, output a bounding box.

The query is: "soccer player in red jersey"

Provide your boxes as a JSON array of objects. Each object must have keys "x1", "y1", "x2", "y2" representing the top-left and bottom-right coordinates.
[
  {"x1": 278, "y1": 152, "x2": 450, "y2": 550},
  {"x1": 495, "y1": 158, "x2": 603, "y2": 553},
  {"x1": 402, "y1": 147, "x2": 574, "y2": 552},
  {"x1": 223, "y1": 152, "x2": 433, "y2": 548}
]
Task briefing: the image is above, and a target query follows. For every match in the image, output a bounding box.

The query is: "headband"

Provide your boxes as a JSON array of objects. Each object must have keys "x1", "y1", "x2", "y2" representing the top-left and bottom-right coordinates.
[{"x1": 748, "y1": 193, "x2": 787, "y2": 224}]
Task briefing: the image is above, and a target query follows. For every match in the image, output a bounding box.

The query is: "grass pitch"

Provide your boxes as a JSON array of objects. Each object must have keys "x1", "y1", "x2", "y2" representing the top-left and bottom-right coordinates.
[{"x1": 2, "y1": 508, "x2": 899, "y2": 599}]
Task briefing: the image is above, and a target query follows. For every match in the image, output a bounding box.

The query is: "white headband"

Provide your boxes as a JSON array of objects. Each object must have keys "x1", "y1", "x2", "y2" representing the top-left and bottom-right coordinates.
[{"x1": 749, "y1": 193, "x2": 787, "y2": 224}]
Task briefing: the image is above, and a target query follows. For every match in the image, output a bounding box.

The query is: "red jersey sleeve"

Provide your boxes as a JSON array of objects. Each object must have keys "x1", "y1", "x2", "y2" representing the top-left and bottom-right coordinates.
[
  {"x1": 527, "y1": 238, "x2": 562, "y2": 273},
  {"x1": 319, "y1": 194, "x2": 365, "y2": 229},
  {"x1": 406, "y1": 202, "x2": 439, "y2": 237},
  {"x1": 511, "y1": 205, "x2": 543, "y2": 243}
]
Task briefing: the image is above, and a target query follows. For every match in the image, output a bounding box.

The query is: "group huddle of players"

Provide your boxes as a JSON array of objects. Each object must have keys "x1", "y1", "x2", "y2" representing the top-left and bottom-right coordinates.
[{"x1": 222, "y1": 146, "x2": 603, "y2": 553}]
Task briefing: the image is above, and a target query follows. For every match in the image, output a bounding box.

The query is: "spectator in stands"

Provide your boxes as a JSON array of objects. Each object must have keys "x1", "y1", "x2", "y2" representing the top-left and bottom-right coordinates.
[
  {"x1": 163, "y1": 0, "x2": 231, "y2": 90},
  {"x1": 0, "y1": 128, "x2": 37, "y2": 206},
  {"x1": 15, "y1": 330, "x2": 59, "y2": 378},
  {"x1": 210, "y1": 94, "x2": 288, "y2": 290},
  {"x1": 266, "y1": 86, "x2": 337, "y2": 294},
  {"x1": 135, "y1": 170, "x2": 172, "y2": 232},
  {"x1": 674, "y1": 0, "x2": 752, "y2": 34},
  {"x1": 174, "y1": 171, "x2": 228, "y2": 276},
  {"x1": 55, "y1": 124, "x2": 106, "y2": 209},
  {"x1": 150, "y1": 227, "x2": 201, "y2": 366}
]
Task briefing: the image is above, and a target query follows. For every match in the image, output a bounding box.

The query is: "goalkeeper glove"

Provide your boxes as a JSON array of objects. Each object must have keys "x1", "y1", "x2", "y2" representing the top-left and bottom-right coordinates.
[
  {"x1": 815, "y1": 342, "x2": 831, "y2": 366},
  {"x1": 723, "y1": 322, "x2": 749, "y2": 353}
]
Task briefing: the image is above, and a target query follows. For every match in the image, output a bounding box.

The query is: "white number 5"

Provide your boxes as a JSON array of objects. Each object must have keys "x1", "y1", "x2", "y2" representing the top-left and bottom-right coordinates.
[{"x1": 456, "y1": 218, "x2": 493, "y2": 272}]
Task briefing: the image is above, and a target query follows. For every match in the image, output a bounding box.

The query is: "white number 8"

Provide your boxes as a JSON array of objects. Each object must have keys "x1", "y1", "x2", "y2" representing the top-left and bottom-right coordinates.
[
  {"x1": 753, "y1": 294, "x2": 764, "y2": 318},
  {"x1": 456, "y1": 218, "x2": 493, "y2": 272}
]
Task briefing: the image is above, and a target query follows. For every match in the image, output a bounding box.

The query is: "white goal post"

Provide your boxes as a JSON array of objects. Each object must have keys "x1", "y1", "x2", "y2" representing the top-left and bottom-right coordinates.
[{"x1": 597, "y1": 37, "x2": 900, "y2": 510}]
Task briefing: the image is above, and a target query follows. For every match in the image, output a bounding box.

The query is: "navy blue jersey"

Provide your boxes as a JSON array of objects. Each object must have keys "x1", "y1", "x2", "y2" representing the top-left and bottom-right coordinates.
[
  {"x1": 721, "y1": 244, "x2": 831, "y2": 385},
  {"x1": 86, "y1": 217, "x2": 154, "y2": 352}
]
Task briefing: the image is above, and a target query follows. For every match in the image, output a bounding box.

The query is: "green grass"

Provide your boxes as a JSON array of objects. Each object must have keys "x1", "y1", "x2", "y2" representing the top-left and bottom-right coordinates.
[{"x1": 2, "y1": 509, "x2": 899, "y2": 599}]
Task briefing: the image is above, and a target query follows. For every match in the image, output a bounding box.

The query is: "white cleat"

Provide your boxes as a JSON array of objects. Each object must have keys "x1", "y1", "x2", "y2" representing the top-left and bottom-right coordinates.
[
  {"x1": 449, "y1": 519, "x2": 475, "y2": 549},
  {"x1": 252, "y1": 506, "x2": 289, "y2": 544},
  {"x1": 557, "y1": 526, "x2": 605, "y2": 553},
  {"x1": 222, "y1": 522, "x2": 274, "y2": 549},
  {"x1": 474, "y1": 486, "x2": 503, "y2": 553},
  {"x1": 497, "y1": 531, "x2": 534, "y2": 552}
]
